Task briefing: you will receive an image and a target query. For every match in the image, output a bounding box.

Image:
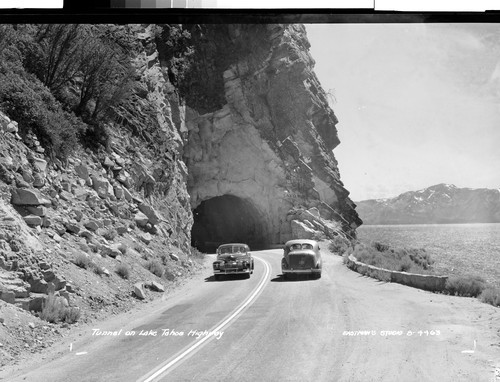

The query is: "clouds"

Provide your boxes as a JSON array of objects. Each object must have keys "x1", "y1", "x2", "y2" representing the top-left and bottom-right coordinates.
[{"x1": 306, "y1": 23, "x2": 500, "y2": 200}]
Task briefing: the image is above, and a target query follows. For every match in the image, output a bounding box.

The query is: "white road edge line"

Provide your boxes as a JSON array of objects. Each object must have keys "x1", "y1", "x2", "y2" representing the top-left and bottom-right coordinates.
[{"x1": 138, "y1": 255, "x2": 271, "y2": 382}]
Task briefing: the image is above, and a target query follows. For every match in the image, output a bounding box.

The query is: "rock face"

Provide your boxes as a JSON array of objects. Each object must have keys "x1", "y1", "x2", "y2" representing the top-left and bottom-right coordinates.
[
  {"x1": 178, "y1": 24, "x2": 361, "y2": 250},
  {"x1": 356, "y1": 183, "x2": 500, "y2": 224}
]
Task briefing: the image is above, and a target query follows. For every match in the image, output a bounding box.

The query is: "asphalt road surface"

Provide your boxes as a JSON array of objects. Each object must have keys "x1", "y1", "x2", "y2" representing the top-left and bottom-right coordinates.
[{"x1": 5, "y1": 248, "x2": 500, "y2": 382}]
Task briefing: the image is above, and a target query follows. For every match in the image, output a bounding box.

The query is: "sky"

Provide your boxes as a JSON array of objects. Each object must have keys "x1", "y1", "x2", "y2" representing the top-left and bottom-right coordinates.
[{"x1": 306, "y1": 23, "x2": 500, "y2": 201}]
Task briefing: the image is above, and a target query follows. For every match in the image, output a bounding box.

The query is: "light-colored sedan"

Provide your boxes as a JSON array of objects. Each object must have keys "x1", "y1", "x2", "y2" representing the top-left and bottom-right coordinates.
[{"x1": 281, "y1": 239, "x2": 322, "y2": 279}]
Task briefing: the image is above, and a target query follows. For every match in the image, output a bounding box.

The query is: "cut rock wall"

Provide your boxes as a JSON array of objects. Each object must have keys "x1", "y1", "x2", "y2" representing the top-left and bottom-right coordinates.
[{"x1": 182, "y1": 24, "x2": 361, "y2": 246}]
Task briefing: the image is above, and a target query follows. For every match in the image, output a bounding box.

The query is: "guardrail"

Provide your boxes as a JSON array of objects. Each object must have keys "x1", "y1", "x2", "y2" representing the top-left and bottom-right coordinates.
[{"x1": 345, "y1": 254, "x2": 448, "y2": 292}]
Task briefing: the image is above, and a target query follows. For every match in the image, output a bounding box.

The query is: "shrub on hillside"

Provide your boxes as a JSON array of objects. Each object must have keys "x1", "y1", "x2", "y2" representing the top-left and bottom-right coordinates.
[
  {"x1": 115, "y1": 264, "x2": 130, "y2": 279},
  {"x1": 328, "y1": 235, "x2": 352, "y2": 255},
  {"x1": 92, "y1": 263, "x2": 105, "y2": 276},
  {"x1": 60, "y1": 307, "x2": 81, "y2": 324},
  {"x1": 353, "y1": 242, "x2": 432, "y2": 274},
  {"x1": 145, "y1": 259, "x2": 164, "y2": 278},
  {"x1": 445, "y1": 275, "x2": 486, "y2": 297},
  {"x1": 190, "y1": 246, "x2": 205, "y2": 259},
  {"x1": 103, "y1": 229, "x2": 118, "y2": 241},
  {"x1": 0, "y1": 67, "x2": 85, "y2": 159},
  {"x1": 479, "y1": 286, "x2": 500, "y2": 307},
  {"x1": 73, "y1": 253, "x2": 91, "y2": 269},
  {"x1": 372, "y1": 241, "x2": 390, "y2": 252},
  {"x1": 118, "y1": 243, "x2": 128, "y2": 255},
  {"x1": 40, "y1": 294, "x2": 80, "y2": 324}
]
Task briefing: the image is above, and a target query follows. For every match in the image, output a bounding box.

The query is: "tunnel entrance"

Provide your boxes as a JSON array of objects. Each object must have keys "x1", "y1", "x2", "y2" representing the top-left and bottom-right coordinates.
[{"x1": 191, "y1": 195, "x2": 267, "y2": 253}]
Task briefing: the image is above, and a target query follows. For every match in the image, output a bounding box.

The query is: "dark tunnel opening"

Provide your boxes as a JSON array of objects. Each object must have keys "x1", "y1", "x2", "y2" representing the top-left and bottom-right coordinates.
[{"x1": 191, "y1": 195, "x2": 267, "y2": 253}]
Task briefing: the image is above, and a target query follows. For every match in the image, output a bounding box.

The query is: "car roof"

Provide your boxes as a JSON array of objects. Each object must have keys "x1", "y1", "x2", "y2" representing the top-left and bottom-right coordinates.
[
  {"x1": 285, "y1": 239, "x2": 318, "y2": 246},
  {"x1": 217, "y1": 243, "x2": 249, "y2": 248}
]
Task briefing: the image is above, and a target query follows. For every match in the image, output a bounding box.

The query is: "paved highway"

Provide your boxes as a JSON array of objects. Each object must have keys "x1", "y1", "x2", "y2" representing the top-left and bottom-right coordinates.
[{"x1": 6, "y1": 248, "x2": 500, "y2": 381}]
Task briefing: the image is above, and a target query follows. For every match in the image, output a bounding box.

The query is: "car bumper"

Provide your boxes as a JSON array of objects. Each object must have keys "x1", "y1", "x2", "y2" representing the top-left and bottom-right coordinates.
[
  {"x1": 282, "y1": 268, "x2": 321, "y2": 274},
  {"x1": 214, "y1": 268, "x2": 252, "y2": 275}
]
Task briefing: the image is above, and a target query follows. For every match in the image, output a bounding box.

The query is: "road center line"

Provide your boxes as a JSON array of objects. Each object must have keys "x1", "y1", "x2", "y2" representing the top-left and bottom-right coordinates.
[{"x1": 138, "y1": 255, "x2": 271, "y2": 382}]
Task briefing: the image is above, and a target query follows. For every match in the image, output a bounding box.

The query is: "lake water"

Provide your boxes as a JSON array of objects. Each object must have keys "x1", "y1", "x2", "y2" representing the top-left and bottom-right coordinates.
[{"x1": 356, "y1": 223, "x2": 500, "y2": 288}]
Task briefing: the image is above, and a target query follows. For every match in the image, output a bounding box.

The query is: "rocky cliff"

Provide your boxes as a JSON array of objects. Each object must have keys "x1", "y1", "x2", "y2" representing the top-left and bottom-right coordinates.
[
  {"x1": 0, "y1": 23, "x2": 359, "y2": 357},
  {"x1": 356, "y1": 183, "x2": 500, "y2": 225},
  {"x1": 180, "y1": 24, "x2": 361, "y2": 250}
]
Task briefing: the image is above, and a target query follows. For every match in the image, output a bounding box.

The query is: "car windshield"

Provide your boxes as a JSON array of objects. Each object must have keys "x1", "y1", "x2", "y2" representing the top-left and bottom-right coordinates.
[{"x1": 219, "y1": 246, "x2": 246, "y2": 254}]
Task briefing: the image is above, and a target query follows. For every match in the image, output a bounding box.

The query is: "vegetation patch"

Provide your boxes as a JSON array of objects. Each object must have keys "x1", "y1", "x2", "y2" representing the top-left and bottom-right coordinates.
[
  {"x1": 40, "y1": 293, "x2": 80, "y2": 324},
  {"x1": 352, "y1": 241, "x2": 433, "y2": 274},
  {"x1": 103, "y1": 229, "x2": 118, "y2": 241},
  {"x1": 115, "y1": 264, "x2": 130, "y2": 279},
  {"x1": 190, "y1": 246, "x2": 205, "y2": 259},
  {"x1": 328, "y1": 235, "x2": 352, "y2": 255},
  {"x1": 479, "y1": 286, "x2": 500, "y2": 307},
  {"x1": 145, "y1": 259, "x2": 164, "y2": 278},
  {"x1": 444, "y1": 275, "x2": 486, "y2": 297},
  {"x1": 92, "y1": 264, "x2": 105, "y2": 276},
  {"x1": 73, "y1": 253, "x2": 91, "y2": 269}
]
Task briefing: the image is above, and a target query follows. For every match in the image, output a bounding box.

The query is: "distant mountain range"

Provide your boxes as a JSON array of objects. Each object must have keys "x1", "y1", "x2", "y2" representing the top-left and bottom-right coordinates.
[{"x1": 356, "y1": 183, "x2": 500, "y2": 225}]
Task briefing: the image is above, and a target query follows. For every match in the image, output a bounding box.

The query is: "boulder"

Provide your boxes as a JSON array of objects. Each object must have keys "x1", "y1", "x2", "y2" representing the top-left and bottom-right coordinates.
[
  {"x1": 64, "y1": 221, "x2": 81, "y2": 235},
  {"x1": 11, "y1": 188, "x2": 50, "y2": 206},
  {"x1": 169, "y1": 253, "x2": 179, "y2": 261},
  {"x1": 91, "y1": 175, "x2": 112, "y2": 199},
  {"x1": 75, "y1": 163, "x2": 89, "y2": 180},
  {"x1": 133, "y1": 283, "x2": 146, "y2": 299},
  {"x1": 42, "y1": 217, "x2": 52, "y2": 228},
  {"x1": 307, "y1": 207, "x2": 320, "y2": 218},
  {"x1": 79, "y1": 230, "x2": 92, "y2": 239},
  {"x1": 116, "y1": 225, "x2": 128, "y2": 235},
  {"x1": 103, "y1": 157, "x2": 115, "y2": 168},
  {"x1": 25, "y1": 206, "x2": 46, "y2": 217},
  {"x1": 28, "y1": 294, "x2": 47, "y2": 312},
  {"x1": 28, "y1": 278, "x2": 49, "y2": 294},
  {"x1": 59, "y1": 190, "x2": 73, "y2": 202},
  {"x1": 22, "y1": 170, "x2": 34, "y2": 184},
  {"x1": 139, "y1": 232, "x2": 153, "y2": 245},
  {"x1": 113, "y1": 185, "x2": 124, "y2": 199},
  {"x1": 32, "y1": 158, "x2": 47, "y2": 174},
  {"x1": 148, "y1": 281, "x2": 165, "y2": 292},
  {"x1": 101, "y1": 244, "x2": 122, "y2": 258},
  {"x1": 84, "y1": 220, "x2": 100, "y2": 232},
  {"x1": 134, "y1": 212, "x2": 149, "y2": 227},
  {"x1": 73, "y1": 187, "x2": 89, "y2": 201},
  {"x1": 138, "y1": 203, "x2": 161, "y2": 225},
  {"x1": 0, "y1": 290, "x2": 15, "y2": 304},
  {"x1": 53, "y1": 223, "x2": 66, "y2": 236},
  {"x1": 290, "y1": 220, "x2": 316, "y2": 240},
  {"x1": 71, "y1": 209, "x2": 84, "y2": 222},
  {"x1": 122, "y1": 187, "x2": 133, "y2": 201},
  {"x1": 23, "y1": 215, "x2": 42, "y2": 227}
]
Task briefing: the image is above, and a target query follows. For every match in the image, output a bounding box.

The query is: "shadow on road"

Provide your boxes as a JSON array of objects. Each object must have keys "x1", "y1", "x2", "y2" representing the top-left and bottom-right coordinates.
[
  {"x1": 270, "y1": 274, "x2": 319, "y2": 282},
  {"x1": 204, "y1": 274, "x2": 251, "y2": 282}
]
